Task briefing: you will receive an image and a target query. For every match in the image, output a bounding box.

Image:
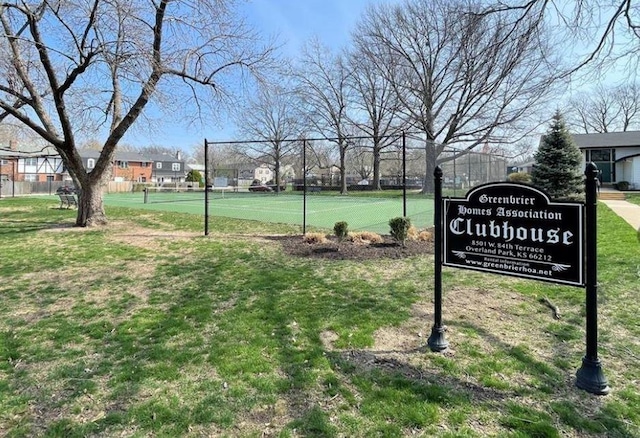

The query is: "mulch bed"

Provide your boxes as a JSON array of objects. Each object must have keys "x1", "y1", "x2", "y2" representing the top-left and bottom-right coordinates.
[{"x1": 271, "y1": 235, "x2": 434, "y2": 261}]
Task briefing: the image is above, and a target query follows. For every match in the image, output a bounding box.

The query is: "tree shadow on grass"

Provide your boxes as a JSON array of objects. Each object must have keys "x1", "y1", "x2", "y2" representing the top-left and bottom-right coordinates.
[
  {"x1": 327, "y1": 347, "x2": 511, "y2": 404},
  {"x1": 449, "y1": 319, "x2": 638, "y2": 437},
  {"x1": 0, "y1": 219, "x2": 75, "y2": 235}
]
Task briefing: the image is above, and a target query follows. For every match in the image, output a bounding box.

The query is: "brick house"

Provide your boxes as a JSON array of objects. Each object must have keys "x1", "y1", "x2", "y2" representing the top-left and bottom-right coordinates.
[
  {"x1": 79, "y1": 150, "x2": 152, "y2": 182},
  {"x1": 0, "y1": 141, "x2": 67, "y2": 182},
  {"x1": 0, "y1": 148, "x2": 15, "y2": 184}
]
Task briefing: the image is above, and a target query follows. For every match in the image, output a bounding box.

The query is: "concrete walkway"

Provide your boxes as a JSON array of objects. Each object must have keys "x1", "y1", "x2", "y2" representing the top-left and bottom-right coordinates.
[{"x1": 600, "y1": 200, "x2": 640, "y2": 231}]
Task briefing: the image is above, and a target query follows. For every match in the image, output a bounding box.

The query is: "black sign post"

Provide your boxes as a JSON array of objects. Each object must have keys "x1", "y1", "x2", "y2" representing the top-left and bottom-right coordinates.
[
  {"x1": 430, "y1": 163, "x2": 609, "y2": 395},
  {"x1": 576, "y1": 163, "x2": 610, "y2": 394},
  {"x1": 427, "y1": 167, "x2": 448, "y2": 351}
]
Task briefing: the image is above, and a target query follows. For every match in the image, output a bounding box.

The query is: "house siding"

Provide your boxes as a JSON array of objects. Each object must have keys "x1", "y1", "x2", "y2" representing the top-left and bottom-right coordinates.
[
  {"x1": 572, "y1": 133, "x2": 640, "y2": 188},
  {"x1": 146, "y1": 154, "x2": 186, "y2": 183},
  {"x1": 79, "y1": 150, "x2": 153, "y2": 182}
]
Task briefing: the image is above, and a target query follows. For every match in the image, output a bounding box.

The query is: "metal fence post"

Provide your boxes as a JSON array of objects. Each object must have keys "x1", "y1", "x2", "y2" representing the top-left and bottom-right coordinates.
[{"x1": 204, "y1": 139, "x2": 209, "y2": 236}]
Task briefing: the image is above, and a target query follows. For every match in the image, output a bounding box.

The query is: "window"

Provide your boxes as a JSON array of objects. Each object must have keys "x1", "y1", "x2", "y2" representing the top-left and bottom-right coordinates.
[
  {"x1": 24, "y1": 158, "x2": 38, "y2": 166},
  {"x1": 588, "y1": 149, "x2": 612, "y2": 161},
  {"x1": 586, "y1": 149, "x2": 616, "y2": 162},
  {"x1": 0, "y1": 159, "x2": 8, "y2": 165},
  {"x1": 87, "y1": 158, "x2": 95, "y2": 169},
  {"x1": 172, "y1": 163, "x2": 180, "y2": 171},
  {"x1": 156, "y1": 162, "x2": 162, "y2": 169},
  {"x1": 25, "y1": 174, "x2": 37, "y2": 182},
  {"x1": 141, "y1": 162, "x2": 148, "y2": 167},
  {"x1": 118, "y1": 161, "x2": 128, "y2": 169}
]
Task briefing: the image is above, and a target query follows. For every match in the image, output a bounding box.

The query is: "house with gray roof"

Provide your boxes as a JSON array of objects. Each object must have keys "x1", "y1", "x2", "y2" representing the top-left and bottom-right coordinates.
[
  {"x1": 571, "y1": 131, "x2": 640, "y2": 189},
  {"x1": 79, "y1": 150, "x2": 153, "y2": 182},
  {"x1": 145, "y1": 152, "x2": 186, "y2": 183}
]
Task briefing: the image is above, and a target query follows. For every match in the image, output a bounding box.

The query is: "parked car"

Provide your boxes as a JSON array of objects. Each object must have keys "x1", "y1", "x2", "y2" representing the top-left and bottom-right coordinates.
[
  {"x1": 248, "y1": 179, "x2": 273, "y2": 192},
  {"x1": 56, "y1": 185, "x2": 77, "y2": 195},
  {"x1": 265, "y1": 179, "x2": 287, "y2": 191},
  {"x1": 248, "y1": 184, "x2": 273, "y2": 192}
]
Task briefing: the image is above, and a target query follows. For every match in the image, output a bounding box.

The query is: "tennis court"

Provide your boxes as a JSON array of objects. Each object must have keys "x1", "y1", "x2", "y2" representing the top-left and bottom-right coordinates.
[{"x1": 104, "y1": 189, "x2": 434, "y2": 234}]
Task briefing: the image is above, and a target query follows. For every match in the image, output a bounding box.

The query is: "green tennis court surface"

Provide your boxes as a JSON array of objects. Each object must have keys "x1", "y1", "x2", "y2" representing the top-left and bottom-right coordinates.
[{"x1": 104, "y1": 191, "x2": 434, "y2": 234}]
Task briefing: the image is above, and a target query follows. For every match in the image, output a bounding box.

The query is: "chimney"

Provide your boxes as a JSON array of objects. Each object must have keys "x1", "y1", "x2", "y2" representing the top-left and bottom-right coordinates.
[
  {"x1": 9, "y1": 139, "x2": 17, "y2": 151},
  {"x1": 176, "y1": 151, "x2": 182, "y2": 160}
]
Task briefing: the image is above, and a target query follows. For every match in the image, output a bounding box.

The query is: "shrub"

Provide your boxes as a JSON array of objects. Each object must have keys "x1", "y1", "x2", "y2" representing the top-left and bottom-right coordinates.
[
  {"x1": 186, "y1": 169, "x2": 203, "y2": 183},
  {"x1": 407, "y1": 226, "x2": 433, "y2": 242},
  {"x1": 508, "y1": 172, "x2": 531, "y2": 183},
  {"x1": 616, "y1": 181, "x2": 630, "y2": 191},
  {"x1": 349, "y1": 231, "x2": 383, "y2": 245},
  {"x1": 417, "y1": 230, "x2": 434, "y2": 242},
  {"x1": 333, "y1": 221, "x2": 349, "y2": 241},
  {"x1": 303, "y1": 233, "x2": 327, "y2": 244},
  {"x1": 389, "y1": 217, "x2": 411, "y2": 245}
]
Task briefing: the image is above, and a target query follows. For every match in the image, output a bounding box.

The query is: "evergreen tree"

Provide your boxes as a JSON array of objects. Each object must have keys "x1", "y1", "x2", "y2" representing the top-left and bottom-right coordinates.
[
  {"x1": 186, "y1": 170, "x2": 203, "y2": 185},
  {"x1": 531, "y1": 111, "x2": 584, "y2": 200}
]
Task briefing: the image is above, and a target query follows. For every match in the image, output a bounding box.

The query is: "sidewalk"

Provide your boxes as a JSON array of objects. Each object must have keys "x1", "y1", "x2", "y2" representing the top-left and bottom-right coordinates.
[{"x1": 600, "y1": 200, "x2": 640, "y2": 231}]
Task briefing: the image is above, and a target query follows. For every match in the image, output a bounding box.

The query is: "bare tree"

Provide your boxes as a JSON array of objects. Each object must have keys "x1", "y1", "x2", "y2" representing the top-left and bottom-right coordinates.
[
  {"x1": 303, "y1": 139, "x2": 336, "y2": 181},
  {"x1": 477, "y1": 1, "x2": 640, "y2": 74},
  {"x1": 347, "y1": 42, "x2": 404, "y2": 190},
  {"x1": 0, "y1": 0, "x2": 274, "y2": 226},
  {"x1": 569, "y1": 83, "x2": 640, "y2": 133},
  {"x1": 0, "y1": 122, "x2": 20, "y2": 145},
  {"x1": 295, "y1": 40, "x2": 353, "y2": 194},
  {"x1": 356, "y1": 0, "x2": 562, "y2": 192},
  {"x1": 569, "y1": 85, "x2": 621, "y2": 133},
  {"x1": 233, "y1": 82, "x2": 303, "y2": 191},
  {"x1": 345, "y1": 141, "x2": 374, "y2": 182}
]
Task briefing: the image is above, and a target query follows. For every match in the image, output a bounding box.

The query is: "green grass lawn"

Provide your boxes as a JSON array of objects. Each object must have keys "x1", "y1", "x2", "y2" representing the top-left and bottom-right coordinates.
[
  {"x1": 103, "y1": 190, "x2": 434, "y2": 234},
  {"x1": 1, "y1": 197, "x2": 639, "y2": 437},
  {"x1": 626, "y1": 192, "x2": 640, "y2": 207}
]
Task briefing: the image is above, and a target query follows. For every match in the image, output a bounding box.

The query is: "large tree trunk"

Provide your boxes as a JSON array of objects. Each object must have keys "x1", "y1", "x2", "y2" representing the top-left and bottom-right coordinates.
[
  {"x1": 373, "y1": 145, "x2": 382, "y2": 190},
  {"x1": 422, "y1": 139, "x2": 437, "y2": 194},
  {"x1": 274, "y1": 159, "x2": 281, "y2": 193},
  {"x1": 76, "y1": 180, "x2": 108, "y2": 227},
  {"x1": 340, "y1": 145, "x2": 348, "y2": 195},
  {"x1": 60, "y1": 144, "x2": 112, "y2": 227}
]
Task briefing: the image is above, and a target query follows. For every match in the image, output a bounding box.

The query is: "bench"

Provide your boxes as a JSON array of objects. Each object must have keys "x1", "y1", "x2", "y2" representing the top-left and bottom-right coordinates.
[
  {"x1": 58, "y1": 194, "x2": 78, "y2": 209},
  {"x1": 307, "y1": 186, "x2": 322, "y2": 193}
]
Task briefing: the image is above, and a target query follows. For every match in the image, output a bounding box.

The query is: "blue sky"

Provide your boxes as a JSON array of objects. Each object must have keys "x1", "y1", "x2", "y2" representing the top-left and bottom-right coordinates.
[
  {"x1": 122, "y1": 0, "x2": 391, "y2": 152},
  {"x1": 242, "y1": 0, "x2": 384, "y2": 54},
  {"x1": 119, "y1": 0, "x2": 627, "y2": 154}
]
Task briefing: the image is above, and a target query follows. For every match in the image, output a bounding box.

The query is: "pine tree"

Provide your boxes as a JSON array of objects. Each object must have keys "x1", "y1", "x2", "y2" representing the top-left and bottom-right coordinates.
[{"x1": 531, "y1": 111, "x2": 584, "y2": 201}]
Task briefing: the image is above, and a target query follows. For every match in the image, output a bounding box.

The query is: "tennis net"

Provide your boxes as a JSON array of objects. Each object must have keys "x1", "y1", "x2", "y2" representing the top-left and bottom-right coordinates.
[
  {"x1": 143, "y1": 187, "x2": 204, "y2": 203},
  {"x1": 142, "y1": 186, "x2": 273, "y2": 203}
]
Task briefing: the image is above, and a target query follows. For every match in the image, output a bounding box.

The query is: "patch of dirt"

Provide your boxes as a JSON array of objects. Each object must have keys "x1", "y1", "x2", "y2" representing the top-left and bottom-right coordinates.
[{"x1": 271, "y1": 235, "x2": 434, "y2": 261}]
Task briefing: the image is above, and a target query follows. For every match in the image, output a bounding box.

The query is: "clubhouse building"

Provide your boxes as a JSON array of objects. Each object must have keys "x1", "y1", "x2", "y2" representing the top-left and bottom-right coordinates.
[{"x1": 572, "y1": 131, "x2": 640, "y2": 189}]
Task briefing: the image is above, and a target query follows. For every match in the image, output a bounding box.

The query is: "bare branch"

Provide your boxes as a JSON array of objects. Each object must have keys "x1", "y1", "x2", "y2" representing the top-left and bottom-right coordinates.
[{"x1": 0, "y1": 0, "x2": 276, "y2": 225}]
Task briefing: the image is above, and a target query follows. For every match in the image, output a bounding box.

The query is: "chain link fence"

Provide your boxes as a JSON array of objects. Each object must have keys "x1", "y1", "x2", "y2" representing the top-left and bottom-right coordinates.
[{"x1": 204, "y1": 135, "x2": 509, "y2": 234}]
